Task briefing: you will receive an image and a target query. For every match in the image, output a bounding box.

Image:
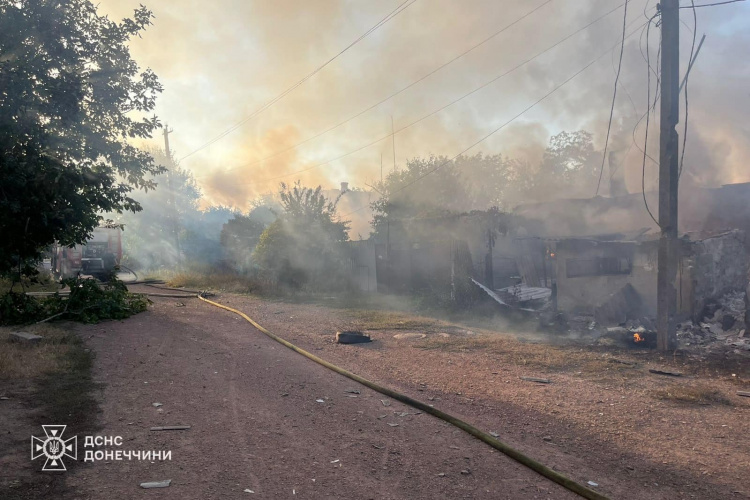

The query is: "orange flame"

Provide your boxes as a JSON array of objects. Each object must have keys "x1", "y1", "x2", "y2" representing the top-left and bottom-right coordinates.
[{"x1": 633, "y1": 333, "x2": 645, "y2": 343}]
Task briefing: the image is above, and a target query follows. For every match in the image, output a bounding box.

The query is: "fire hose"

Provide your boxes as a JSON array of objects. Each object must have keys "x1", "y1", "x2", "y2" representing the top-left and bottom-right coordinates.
[{"x1": 196, "y1": 294, "x2": 609, "y2": 500}]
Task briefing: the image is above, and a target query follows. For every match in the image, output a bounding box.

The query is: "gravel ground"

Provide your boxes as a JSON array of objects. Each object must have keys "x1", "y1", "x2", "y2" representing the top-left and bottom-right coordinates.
[
  {"x1": 7, "y1": 285, "x2": 744, "y2": 499},
  {"x1": 61, "y1": 291, "x2": 578, "y2": 499},
  {"x1": 204, "y1": 290, "x2": 750, "y2": 500}
]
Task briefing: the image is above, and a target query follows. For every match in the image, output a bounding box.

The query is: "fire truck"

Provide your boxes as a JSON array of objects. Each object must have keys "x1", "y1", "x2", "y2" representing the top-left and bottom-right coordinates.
[{"x1": 51, "y1": 226, "x2": 123, "y2": 281}]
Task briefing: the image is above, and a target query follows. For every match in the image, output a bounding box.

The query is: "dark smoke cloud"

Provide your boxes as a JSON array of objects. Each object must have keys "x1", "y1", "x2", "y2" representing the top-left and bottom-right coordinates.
[{"x1": 100, "y1": 0, "x2": 750, "y2": 208}]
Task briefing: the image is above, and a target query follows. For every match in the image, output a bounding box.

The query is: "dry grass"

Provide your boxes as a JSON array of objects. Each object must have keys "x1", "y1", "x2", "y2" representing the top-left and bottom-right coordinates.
[
  {"x1": 347, "y1": 309, "x2": 440, "y2": 331},
  {"x1": 166, "y1": 269, "x2": 278, "y2": 295},
  {"x1": 650, "y1": 384, "x2": 732, "y2": 406},
  {"x1": 418, "y1": 334, "x2": 642, "y2": 379},
  {"x1": 0, "y1": 325, "x2": 73, "y2": 380}
]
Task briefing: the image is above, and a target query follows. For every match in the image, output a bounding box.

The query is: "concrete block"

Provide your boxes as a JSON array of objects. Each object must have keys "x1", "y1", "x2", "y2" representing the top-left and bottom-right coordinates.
[{"x1": 8, "y1": 332, "x2": 44, "y2": 344}]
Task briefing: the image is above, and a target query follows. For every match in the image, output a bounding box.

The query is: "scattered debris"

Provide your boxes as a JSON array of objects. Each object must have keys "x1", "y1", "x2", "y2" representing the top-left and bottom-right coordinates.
[
  {"x1": 460, "y1": 469, "x2": 471, "y2": 475},
  {"x1": 344, "y1": 389, "x2": 360, "y2": 394},
  {"x1": 489, "y1": 431, "x2": 499, "y2": 438},
  {"x1": 387, "y1": 423, "x2": 399, "y2": 427},
  {"x1": 140, "y1": 480, "x2": 172, "y2": 489},
  {"x1": 648, "y1": 369, "x2": 683, "y2": 377},
  {"x1": 175, "y1": 302, "x2": 185, "y2": 307},
  {"x1": 336, "y1": 331, "x2": 371, "y2": 344},
  {"x1": 8, "y1": 331, "x2": 44, "y2": 344},
  {"x1": 437, "y1": 473, "x2": 446, "y2": 477},
  {"x1": 152, "y1": 402, "x2": 163, "y2": 407},
  {"x1": 380, "y1": 399, "x2": 391, "y2": 407},
  {"x1": 498, "y1": 283, "x2": 552, "y2": 306},
  {"x1": 395, "y1": 411, "x2": 421, "y2": 417},
  {"x1": 737, "y1": 391, "x2": 750, "y2": 398},
  {"x1": 0, "y1": 396, "x2": 9, "y2": 400},
  {"x1": 520, "y1": 376, "x2": 551, "y2": 384},
  {"x1": 150, "y1": 426, "x2": 191, "y2": 431},
  {"x1": 372, "y1": 444, "x2": 383, "y2": 449},
  {"x1": 471, "y1": 279, "x2": 537, "y2": 312},
  {"x1": 281, "y1": 392, "x2": 289, "y2": 397},
  {"x1": 330, "y1": 459, "x2": 339, "y2": 464},
  {"x1": 676, "y1": 290, "x2": 749, "y2": 350},
  {"x1": 315, "y1": 399, "x2": 325, "y2": 403},
  {"x1": 587, "y1": 481, "x2": 598, "y2": 487},
  {"x1": 244, "y1": 489, "x2": 255, "y2": 493},
  {"x1": 542, "y1": 435, "x2": 552, "y2": 442}
]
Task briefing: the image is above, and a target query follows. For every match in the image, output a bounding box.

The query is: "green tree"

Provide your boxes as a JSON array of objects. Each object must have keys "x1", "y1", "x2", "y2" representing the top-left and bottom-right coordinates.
[
  {"x1": 253, "y1": 182, "x2": 349, "y2": 289},
  {"x1": 116, "y1": 147, "x2": 201, "y2": 270},
  {"x1": 0, "y1": 0, "x2": 163, "y2": 274},
  {"x1": 370, "y1": 154, "x2": 510, "y2": 239},
  {"x1": 525, "y1": 130, "x2": 601, "y2": 201},
  {"x1": 220, "y1": 215, "x2": 267, "y2": 272}
]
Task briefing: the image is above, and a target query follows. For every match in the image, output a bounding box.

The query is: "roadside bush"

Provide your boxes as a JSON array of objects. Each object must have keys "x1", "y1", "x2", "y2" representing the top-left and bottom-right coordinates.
[
  {"x1": 0, "y1": 275, "x2": 148, "y2": 325},
  {"x1": 253, "y1": 182, "x2": 351, "y2": 292}
]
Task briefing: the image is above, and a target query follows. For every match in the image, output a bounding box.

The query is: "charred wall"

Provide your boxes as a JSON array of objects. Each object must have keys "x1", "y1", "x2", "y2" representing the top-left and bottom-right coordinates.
[{"x1": 688, "y1": 230, "x2": 749, "y2": 321}]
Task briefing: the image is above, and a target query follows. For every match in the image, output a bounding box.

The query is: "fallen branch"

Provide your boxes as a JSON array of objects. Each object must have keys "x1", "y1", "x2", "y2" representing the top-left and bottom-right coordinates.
[
  {"x1": 648, "y1": 369, "x2": 683, "y2": 377},
  {"x1": 520, "y1": 376, "x2": 551, "y2": 384}
]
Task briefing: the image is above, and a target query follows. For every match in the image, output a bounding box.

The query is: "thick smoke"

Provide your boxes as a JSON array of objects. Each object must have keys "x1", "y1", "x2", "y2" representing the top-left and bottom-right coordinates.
[{"x1": 98, "y1": 0, "x2": 750, "y2": 209}]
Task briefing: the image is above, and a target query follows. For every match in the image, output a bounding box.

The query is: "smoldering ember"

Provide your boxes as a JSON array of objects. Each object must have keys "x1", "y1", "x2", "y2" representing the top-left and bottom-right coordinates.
[{"x1": 1, "y1": 1, "x2": 749, "y2": 499}]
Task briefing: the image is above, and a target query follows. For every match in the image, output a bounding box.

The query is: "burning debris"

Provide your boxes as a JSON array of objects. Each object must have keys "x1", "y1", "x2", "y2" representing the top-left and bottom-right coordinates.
[{"x1": 588, "y1": 290, "x2": 749, "y2": 352}]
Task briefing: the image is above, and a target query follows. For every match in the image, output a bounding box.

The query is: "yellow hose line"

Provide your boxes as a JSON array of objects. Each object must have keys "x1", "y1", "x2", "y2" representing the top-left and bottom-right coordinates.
[{"x1": 198, "y1": 295, "x2": 608, "y2": 500}]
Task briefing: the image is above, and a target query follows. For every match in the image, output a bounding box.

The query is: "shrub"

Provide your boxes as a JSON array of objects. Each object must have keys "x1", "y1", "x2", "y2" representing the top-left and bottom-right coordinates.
[{"x1": 0, "y1": 275, "x2": 148, "y2": 325}]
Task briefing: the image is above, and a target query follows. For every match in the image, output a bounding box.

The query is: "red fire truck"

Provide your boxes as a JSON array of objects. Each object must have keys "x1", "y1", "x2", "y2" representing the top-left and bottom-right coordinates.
[{"x1": 51, "y1": 226, "x2": 123, "y2": 280}]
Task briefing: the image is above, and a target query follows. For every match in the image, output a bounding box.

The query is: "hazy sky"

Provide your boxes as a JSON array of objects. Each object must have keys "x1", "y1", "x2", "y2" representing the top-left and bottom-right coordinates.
[{"x1": 98, "y1": 0, "x2": 750, "y2": 210}]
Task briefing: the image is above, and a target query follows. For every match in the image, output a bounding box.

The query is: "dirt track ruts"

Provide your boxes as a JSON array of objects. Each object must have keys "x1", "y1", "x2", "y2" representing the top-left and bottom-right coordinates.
[{"x1": 66, "y1": 291, "x2": 575, "y2": 499}]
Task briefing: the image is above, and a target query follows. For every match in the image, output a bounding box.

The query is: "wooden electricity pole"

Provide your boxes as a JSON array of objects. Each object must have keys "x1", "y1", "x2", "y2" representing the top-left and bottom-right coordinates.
[
  {"x1": 162, "y1": 125, "x2": 182, "y2": 267},
  {"x1": 656, "y1": 0, "x2": 680, "y2": 351}
]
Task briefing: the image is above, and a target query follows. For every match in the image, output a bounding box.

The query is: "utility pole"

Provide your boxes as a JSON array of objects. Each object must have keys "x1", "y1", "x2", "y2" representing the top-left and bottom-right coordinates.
[
  {"x1": 162, "y1": 124, "x2": 182, "y2": 267},
  {"x1": 656, "y1": 0, "x2": 680, "y2": 351}
]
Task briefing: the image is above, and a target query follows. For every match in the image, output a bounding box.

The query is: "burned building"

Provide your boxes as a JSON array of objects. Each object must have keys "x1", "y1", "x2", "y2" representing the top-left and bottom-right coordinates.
[
  {"x1": 554, "y1": 231, "x2": 748, "y2": 324},
  {"x1": 501, "y1": 182, "x2": 750, "y2": 324}
]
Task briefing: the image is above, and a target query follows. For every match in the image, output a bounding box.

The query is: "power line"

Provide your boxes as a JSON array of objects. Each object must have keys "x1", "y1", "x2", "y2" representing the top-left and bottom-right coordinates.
[
  {"x1": 679, "y1": 0, "x2": 698, "y2": 179},
  {"x1": 341, "y1": 19, "x2": 652, "y2": 218},
  {"x1": 607, "y1": 1, "x2": 669, "y2": 181},
  {"x1": 681, "y1": 0, "x2": 745, "y2": 7},
  {"x1": 204, "y1": 0, "x2": 554, "y2": 177},
  {"x1": 596, "y1": 0, "x2": 629, "y2": 196},
  {"x1": 641, "y1": 11, "x2": 661, "y2": 227},
  {"x1": 177, "y1": 0, "x2": 416, "y2": 162},
  {"x1": 235, "y1": 1, "x2": 631, "y2": 186}
]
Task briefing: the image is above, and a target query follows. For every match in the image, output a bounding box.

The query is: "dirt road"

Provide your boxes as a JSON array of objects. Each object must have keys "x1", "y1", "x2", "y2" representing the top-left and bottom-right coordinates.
[{"x1": 66, "y1": 291, "x2": 576, "y2": 499}]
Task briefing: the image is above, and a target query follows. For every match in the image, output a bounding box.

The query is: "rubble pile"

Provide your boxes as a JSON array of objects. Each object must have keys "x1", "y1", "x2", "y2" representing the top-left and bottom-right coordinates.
[
  {"x1": 678, "y1": 290, "x2": 749, "y2": 352},
  {"x1": 571, "y1": 290, "x2": 749, "y2": 352}
]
